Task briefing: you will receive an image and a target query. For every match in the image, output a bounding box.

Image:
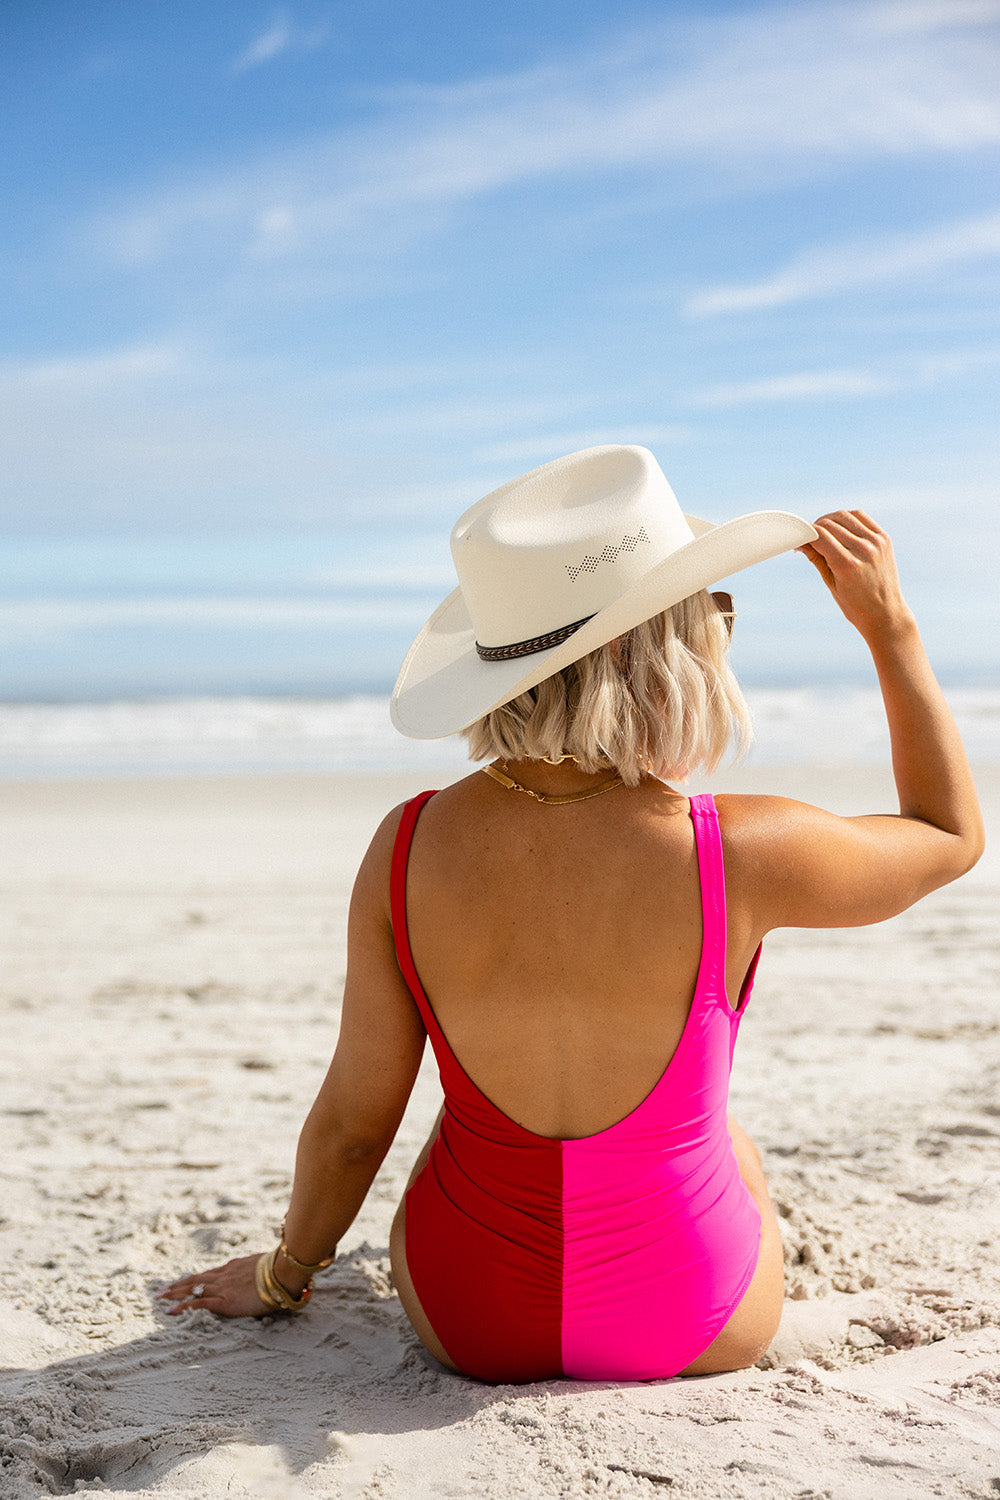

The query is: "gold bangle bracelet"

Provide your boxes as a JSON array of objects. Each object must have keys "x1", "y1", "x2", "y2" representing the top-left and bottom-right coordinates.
[
  {"x1": 254, "y1": 1250, "x2": 284, "y2": 1312},
  {"x1": 255, "y1": 1248, "x2": 312, "y2": 1314},
  {"x1": 264, "y1": 1248, "x2": 312, "y2": 1312},
  {"x1": 279, "y1": 1222, "x2": 336, "y2": 1275}
]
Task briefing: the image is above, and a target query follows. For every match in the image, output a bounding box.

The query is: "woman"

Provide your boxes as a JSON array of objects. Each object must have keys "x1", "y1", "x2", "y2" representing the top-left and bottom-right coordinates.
[{"x1": 158, "y1": 446, "x2": 983, "y2": 1382}]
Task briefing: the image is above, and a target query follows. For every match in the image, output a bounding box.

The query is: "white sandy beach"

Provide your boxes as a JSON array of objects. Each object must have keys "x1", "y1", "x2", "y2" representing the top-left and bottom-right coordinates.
[{"x1": 1, "y1": 764, "x2": 999, "y2": 1499}]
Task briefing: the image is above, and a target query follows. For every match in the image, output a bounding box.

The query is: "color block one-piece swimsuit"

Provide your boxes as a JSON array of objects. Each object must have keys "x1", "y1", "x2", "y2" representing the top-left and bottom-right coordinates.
[{"x1": 392, "y1": 790, "x2": 762, "y2": 1383}]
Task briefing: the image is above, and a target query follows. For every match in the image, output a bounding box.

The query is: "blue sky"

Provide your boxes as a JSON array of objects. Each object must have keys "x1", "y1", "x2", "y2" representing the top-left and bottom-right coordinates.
[{"x1": 1, "y1": 0, "x2": 999, "y2": 696}]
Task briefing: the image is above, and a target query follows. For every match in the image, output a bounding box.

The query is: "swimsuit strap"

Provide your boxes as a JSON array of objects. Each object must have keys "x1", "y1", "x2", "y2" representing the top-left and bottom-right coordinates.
[
  {"x1": 687, "y1": 793, "x2": 728, "y2": 1002},
  {"x1": 389, "y1": 790, "x2": 441, "y2": 1036}
]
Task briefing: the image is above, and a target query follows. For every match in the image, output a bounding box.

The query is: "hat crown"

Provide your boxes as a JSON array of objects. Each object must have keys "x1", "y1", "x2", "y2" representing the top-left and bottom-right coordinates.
[{"x1": 451, "y1": 446, "x2": 695, "y2": 648}]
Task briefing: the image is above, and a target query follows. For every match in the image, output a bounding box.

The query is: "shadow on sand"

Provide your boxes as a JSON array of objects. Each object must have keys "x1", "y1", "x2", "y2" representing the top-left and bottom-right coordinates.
[{"x1": 1, "y1": 1245, "x2": 518, "y2": 1495}]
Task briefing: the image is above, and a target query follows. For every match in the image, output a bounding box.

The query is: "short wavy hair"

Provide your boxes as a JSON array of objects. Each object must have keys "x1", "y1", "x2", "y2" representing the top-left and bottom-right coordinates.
[{"x1": 462, "y1": 591, "x2": 751, "y2": 786}]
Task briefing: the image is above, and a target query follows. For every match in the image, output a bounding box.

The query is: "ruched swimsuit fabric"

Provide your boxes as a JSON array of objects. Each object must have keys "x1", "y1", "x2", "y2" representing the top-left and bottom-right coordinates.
[{"x1": 392, "y1": 790, "x2": 762, "y2": 1383}]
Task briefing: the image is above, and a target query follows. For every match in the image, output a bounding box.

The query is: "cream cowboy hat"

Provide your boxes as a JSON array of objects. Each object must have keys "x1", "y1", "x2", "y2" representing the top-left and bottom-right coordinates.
[{"x1": 391, "y1": 445, "x2": 817, "y2": 739}]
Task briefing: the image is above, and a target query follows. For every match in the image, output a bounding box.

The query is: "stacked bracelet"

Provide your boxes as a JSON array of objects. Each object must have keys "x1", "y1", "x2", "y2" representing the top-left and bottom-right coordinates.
[
  {"x1": 279, "y1": 1222, "x2": 336, "y2": 1275},
  {"x1": 254, "y1": 1247, "x2": 312, "y2": 1314}
]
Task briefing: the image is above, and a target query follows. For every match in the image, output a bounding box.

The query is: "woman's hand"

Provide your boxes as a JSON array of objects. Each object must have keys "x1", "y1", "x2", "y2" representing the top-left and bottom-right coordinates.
[
  {"x1": 155, "y1": 1253, "x2": 271, "y2": 1318},
  {"x1": 798, "y1": 510, "x2": 915, "y2": 645}
]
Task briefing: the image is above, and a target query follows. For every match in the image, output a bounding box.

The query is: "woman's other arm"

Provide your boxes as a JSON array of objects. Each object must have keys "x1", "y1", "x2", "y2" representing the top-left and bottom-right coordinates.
[
  {"x1": 722, "y1": 511, "x2": 984, "y2": 934},
  {"x1": 274, "y1": 806, "x2": 425, "y2": 1289},
  {"x1": 158, "y1": 805, "x2": 425, "y2": 1315}
]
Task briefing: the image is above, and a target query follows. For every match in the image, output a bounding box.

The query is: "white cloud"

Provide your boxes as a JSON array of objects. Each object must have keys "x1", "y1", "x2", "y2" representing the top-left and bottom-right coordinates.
[
  {"x1": 233, "y1": 20, "x2": 291, "y2": 72},
  {"x1": 811, "y1": 480, "x2": 998, "y2": 515},
  {"x1": 476, "y1": 427, "x2": 695, "y2": 467},
  {"x1": 0, "y1": 355, "x2": 336, "y2": 524},
  {"x1": 867, "y1": 0, "x2": 1000, "y2": 35},
  {"x1": 96, "y1": 1, "x2": 1000, "y2": 270},
  {"x1": 912, "y1": 347, "x2": 1000, "y2": 379},
  {"x1": 686, "y1": 210, "x2": 1000, "y2": 316},
  {"x1": 692, "y1": 370, "x2": 893, "y2": 406},
  {"x1": 0, "y1": 342, "x2": 185, "y2": 390},
  {"x1": 690, "y1": 348, "x2": 1000, "y2": 405},
  {"x1": 0, "y1": 596, "x2": 434, "y2": 635},
  {"x1": 339, "y1": 394, "x2": 596, "y2": 439},
  {"x1": 0, "y1": 340, "x2": 618, "y2": 526},
  {"x1": 231, "y1": 14, "x2": 328, "y2": 74}
]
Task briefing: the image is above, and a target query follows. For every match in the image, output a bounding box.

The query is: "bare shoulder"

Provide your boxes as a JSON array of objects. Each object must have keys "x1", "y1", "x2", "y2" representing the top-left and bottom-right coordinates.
[
  {"x1": 713, "y1": 792, "x2": 826, "y2": 896},
  {"x1": 349, "y1": 798, "x2": 412, "y2": 921},
  {"x1": 362, "y1": 798, "x2": 411, "y2": 864},
  {"x1": 712, "y1": 790, "x2": 968, "y2": 933},
  {"x1": 714, "y1": 791, "x2": 831, "y2": 856},
  {"x1": 350, "y1": 781, "x2": 472, "y2": 916}
]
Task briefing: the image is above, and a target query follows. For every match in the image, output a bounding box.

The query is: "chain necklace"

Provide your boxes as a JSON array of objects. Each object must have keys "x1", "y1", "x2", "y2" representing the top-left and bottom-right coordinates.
[{"x1": 482, "y1": 762, "x2": 624, "y2": 804}]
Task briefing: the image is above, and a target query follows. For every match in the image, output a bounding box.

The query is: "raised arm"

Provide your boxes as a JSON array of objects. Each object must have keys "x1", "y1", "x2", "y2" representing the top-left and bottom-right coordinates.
[
  {"x1": 158, "y1": 804, "x2": 425, "y2": 1316},
  {"x1": 721, "y1": 511, "x2": 984, "y2": 935}
]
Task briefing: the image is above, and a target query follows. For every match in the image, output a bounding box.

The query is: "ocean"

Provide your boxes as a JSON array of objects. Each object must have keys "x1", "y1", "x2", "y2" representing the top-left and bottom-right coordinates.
[
  {"x1": 2, "y1": 529, "x2": 996, "y2": 778},
  {"x1": 0, "y1": 687, "x2": 997, "y2": 780}
]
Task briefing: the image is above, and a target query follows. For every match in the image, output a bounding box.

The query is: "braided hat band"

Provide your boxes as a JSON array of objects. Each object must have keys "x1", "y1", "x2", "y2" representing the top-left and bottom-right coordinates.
[{"x1": 475, "y1": 614, "x2": 595, "y2": 663}]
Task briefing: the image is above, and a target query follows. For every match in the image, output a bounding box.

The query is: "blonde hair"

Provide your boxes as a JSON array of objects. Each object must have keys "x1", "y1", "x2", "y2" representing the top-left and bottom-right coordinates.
[{"x1": 462, "y1": 591, "x2": 751, "y2": 786}]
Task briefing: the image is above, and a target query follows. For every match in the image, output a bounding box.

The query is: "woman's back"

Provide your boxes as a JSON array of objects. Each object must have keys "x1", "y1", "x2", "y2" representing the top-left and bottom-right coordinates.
[
  {"x1": 395, "y1": 786, "x2": 761, "y2": 1380},
  {"x1": 404, "y1": 770, "x2": 755, "y2": 1141}
]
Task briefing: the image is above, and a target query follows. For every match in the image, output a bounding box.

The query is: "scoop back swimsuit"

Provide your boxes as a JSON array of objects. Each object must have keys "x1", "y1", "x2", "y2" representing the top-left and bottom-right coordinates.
[{"x1": 392, "y1": 790, "x2": 762, "y2": 1383}]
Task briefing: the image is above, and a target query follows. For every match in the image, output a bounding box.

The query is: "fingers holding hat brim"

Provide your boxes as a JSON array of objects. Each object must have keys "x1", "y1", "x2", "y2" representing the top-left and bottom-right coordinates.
[{"x1": 390, "y1": 511, "x2": 817, "y2": 739}]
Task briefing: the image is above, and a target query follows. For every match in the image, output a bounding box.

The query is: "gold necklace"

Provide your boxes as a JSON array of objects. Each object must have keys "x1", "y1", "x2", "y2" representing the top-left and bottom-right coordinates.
[{"x1": 482, "y1": 763, "x2": 624, "y2": 804}]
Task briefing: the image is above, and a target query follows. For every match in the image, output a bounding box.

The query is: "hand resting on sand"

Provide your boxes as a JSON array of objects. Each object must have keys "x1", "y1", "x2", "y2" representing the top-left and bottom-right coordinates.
[{"x1": 156, "y1": 1250, "x2": 312, "y2": 1317}]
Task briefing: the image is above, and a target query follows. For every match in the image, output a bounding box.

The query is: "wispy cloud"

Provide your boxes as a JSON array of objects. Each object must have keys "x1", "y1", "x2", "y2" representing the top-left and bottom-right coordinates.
[
  {"x1": 692, "y1": 370, "x2": 892, "y2": 406},
  {"x1": 476, "y1": 427, "x2": 695, "y2": 467},
  {"x1": 97, "y1": 1, "x2": 1000, "y2": 272},
  {"x1": 0, "y1": 342, "x2": 185, "y2": 390},
  {"x1": 867, "y1": 0, "x2": 1000, "y2": 35},
  {"x1": 339, "y1": 395, "x2": 599, "y2": 439},
  {"x1": 0, "y1": 342, "x2": 185, "y2": 393},
  {"x1": 0, "y1": 340, "x2": 624, "y2": 526},
  {"x1": 690, "y1": 348, "x2": 1000, "y2": 405},
  {"x1": 0, "y1": 597, "x2": 436, "y2": 635},
  {"x1": 686, "y1": 210, "x2": 1000, "y2": 316},
  {"x1": 231, "y1": 13, "x2": 328, "y2": 74}
]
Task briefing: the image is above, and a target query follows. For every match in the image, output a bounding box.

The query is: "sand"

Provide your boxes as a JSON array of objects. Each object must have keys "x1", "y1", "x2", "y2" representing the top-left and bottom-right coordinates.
[{"x1": 1, "y1": 765, "x2": 999, "y2": 1499}]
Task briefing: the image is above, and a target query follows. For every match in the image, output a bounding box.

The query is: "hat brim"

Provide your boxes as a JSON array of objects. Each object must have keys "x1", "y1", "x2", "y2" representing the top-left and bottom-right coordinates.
[{"x1": 391, "y1": 510, "x2": 817, "y2": 739}]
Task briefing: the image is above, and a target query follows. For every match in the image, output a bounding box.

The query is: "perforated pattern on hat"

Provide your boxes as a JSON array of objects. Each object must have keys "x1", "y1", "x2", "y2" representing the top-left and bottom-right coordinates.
[{"x1": 566, "y1": 528, "x2": 650, "y2": 583}]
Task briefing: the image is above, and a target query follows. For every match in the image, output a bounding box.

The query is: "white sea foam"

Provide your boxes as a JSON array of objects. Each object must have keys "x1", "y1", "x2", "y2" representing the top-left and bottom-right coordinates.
[
  {"x1": 0, "y1": 696, "x2": 462, "y2": 779},
  {"x1": 0, "y1": 688, "x2": 996, "y2": 780}
]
